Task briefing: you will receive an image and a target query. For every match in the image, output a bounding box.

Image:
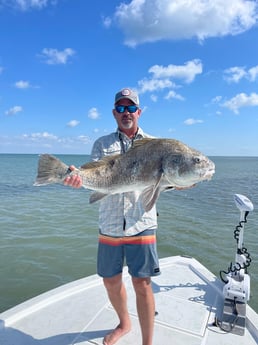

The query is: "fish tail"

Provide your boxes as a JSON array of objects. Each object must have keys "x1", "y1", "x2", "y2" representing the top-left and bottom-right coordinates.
[{"x1": 34, "y1": 154, "x2": 70, "y2": 186}]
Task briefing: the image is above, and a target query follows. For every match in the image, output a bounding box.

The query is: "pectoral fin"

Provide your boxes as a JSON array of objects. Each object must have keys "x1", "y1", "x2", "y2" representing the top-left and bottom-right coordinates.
[
  {"x1": 89, "y1": 191, "x2": 108, "y2": 204},
  {"x1": 140, "y1": 172, "x2": 164, "y2": 212}
]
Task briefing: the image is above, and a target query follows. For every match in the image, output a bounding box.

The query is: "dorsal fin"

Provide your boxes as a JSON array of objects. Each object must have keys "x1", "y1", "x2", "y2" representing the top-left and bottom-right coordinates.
[
  {"x1": 81, "y1": 139, "x2": 157, "y2": 171},
  {"x1": 80, "y1": 154, "x2": 120, "y2": 170},
  {"x1": 131, "y1": 138, "x2": 155, "y2": 148}
]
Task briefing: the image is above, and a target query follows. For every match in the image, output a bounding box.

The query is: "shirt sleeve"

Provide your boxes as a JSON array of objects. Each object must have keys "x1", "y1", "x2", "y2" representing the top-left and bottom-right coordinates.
[{"x1": 90, "y1": 139, "x2": 103, "y2": 161}]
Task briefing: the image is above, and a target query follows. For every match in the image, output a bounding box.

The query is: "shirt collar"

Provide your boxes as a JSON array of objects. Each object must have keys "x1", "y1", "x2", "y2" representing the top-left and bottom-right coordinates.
[{"x1": 117, "y1": 127, "x2": 144, "y2": 140}]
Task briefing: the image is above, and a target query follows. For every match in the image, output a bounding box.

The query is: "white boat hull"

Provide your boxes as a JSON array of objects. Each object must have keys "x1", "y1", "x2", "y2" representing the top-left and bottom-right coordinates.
[{"x1": 0, "y1": 256, "x2": 258, "y2": 344}]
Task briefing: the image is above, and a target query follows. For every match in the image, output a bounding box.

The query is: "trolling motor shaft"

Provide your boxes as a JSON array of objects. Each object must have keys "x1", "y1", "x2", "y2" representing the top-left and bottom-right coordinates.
[
  {"x1": 218, "y1": 194, "x2": 254, "y2": 335},
  {"x1": 223, "y1": 194, "x2": 253, "y2": 303}
]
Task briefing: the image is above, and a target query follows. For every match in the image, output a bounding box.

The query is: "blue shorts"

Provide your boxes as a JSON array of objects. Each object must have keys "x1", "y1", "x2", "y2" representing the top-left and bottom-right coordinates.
[{"x1": 97, "y1": 229, "x2": 160, "y2": 278}]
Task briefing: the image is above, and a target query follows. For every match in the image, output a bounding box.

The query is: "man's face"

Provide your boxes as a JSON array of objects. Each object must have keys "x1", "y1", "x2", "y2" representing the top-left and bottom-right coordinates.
[{"x1": 113, "y1": 98, "x2": 141, "y2": 131}]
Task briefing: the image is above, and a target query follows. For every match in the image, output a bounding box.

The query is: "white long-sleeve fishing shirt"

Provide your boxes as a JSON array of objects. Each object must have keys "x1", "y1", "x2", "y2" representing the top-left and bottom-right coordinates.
[{"x1": 90, "y1": 128, "x2": 157, "y2": 237}]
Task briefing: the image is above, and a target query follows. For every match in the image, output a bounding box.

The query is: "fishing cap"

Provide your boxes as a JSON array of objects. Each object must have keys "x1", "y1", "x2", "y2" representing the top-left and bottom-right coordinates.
[{"x1": 114, "y1": 88, "x2": 139, "y2": 105}]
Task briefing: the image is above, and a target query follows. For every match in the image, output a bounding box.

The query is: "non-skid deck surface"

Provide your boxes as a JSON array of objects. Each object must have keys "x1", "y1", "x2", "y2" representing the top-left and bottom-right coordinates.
[{"x1": 1, "y1": 256, "x2": 258, "y2": 345}]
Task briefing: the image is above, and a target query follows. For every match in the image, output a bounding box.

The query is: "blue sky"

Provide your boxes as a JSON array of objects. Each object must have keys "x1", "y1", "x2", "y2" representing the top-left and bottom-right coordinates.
[{"x1": 1, "y1": 0, "x2": 258, "y2": 156}]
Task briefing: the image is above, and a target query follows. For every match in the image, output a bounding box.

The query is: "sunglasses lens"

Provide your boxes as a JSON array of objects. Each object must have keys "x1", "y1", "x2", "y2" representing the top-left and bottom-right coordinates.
[
  {"x1": 127, "y1": 105, "x2": 137, "y2": 113},
  {"x1": 115, "y1": 106, "x2": 125, "y2": 113},
  {"x1": 115, "y1": 105, "x2": 138, "y2": 113}
]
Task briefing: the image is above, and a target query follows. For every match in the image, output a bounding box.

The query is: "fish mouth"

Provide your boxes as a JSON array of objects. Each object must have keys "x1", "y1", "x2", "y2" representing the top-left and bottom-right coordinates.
[
  {"x1": 199, "y1": 160, "x2": 215, "y2": 180},
  {"x1": 165, "y1": 165, "x2": 215, "y2": 188},
  {"x1": 201, "y1": 167, "x2": 215, "y2": 180}
]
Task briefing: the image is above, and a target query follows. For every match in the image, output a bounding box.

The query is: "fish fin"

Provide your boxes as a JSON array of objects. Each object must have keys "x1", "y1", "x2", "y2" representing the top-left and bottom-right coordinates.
[
  {"x1": 34, "y1": 154, "x2": 69, "y2": 186},
  {"x1": 131, "y1": 138, "x2": 154, "y2": 148},
  {"x1": 80, "y1": 154, "x2": 120, "y2": 170},
  {"x1": 141, "y1": 185, "x2": 161, "y2": 212},
  {"x1": 81, "y1": 139, "x2": 156, "y2": 170},
  {"x1": 140, "y1": 172, "x2": 164, "y2": 212},
  {"x1": 89, "y1": 191, "x2": 108, "y2": 204}
]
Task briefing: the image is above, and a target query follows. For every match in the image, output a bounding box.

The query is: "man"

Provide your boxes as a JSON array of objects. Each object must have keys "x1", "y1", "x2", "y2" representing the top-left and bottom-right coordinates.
[{"x1": 64, "y1": 88, "x2": 159, "y2": 345}]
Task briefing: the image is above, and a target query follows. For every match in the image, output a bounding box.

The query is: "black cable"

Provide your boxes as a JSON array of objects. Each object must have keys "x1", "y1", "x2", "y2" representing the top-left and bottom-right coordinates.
[
  {"x1": 213, "y1": 298, "x2": 239, "y2": 332},
  {"x1": 219, "y1": 215, "x2": 251, "y2": 282}
]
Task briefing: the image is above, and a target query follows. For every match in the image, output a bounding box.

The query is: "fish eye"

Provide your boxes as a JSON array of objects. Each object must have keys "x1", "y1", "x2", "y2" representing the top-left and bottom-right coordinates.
[
  {"x1": 193, "y1": 157, "x2": 201, "y2": 164},
  {"x1": 172, "y1": 156, "x2": 181, "y2": 164}
]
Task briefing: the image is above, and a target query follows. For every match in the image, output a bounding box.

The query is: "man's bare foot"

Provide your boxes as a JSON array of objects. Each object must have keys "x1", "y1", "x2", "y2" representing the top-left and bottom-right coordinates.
[{"x1": 103, "y1": 324, "x2": 131, "y2": 345}]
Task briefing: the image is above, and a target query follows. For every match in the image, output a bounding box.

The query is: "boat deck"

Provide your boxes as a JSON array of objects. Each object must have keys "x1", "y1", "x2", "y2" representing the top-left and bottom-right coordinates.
[{"x1": 0, "y1": 256, "x2": 257, "y2": 344}]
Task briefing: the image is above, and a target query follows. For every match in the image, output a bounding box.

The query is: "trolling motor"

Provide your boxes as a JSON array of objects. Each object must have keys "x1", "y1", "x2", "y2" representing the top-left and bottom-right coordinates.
[{"x1": 217, "y1": 194, "x2": 254, "y2": 335}]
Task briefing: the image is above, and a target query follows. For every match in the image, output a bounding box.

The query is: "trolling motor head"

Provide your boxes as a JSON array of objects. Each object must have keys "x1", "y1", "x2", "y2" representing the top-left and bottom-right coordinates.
[{"x1": 234, "y1": 194, "x2": 254, "y2": 213}]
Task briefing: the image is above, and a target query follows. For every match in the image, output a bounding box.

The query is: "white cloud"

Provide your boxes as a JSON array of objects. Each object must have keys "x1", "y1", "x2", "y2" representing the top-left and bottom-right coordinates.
[
  {"x1": 5, "y1": 105, "x2": 23, "y2": 115},
  {"x1": 39, "y1": 48, "x2": 75, "y2": 65},
  {"x1": 114, "y1": 0, "x2": 258, "y2": 46},
  {"x1": 138, "y1": 78, "x2": 173, "y2": 93},
  {"x1": 102, "y1": 16, "x2": 112, "y2": 28},
  {"x1": 22, "y1": 132, "x2": 91, "y2": 145},
  {"x1": 184, "y1": 118, "x2": 203, "y2": 125},
  {"x1": 165, "y1": 90, "x2": 184, "y2": 101},
  {"x1": 224, "y1": 67, "x2": 247, "y2": 83},
  {"x1": 224, "y1": 65, "x2": 258, "y2": 83},
  {"x1": 23, "y1": 132, "x2": 58, "y2": 140},
  {"x1": 150, "y1": 94, "x2": 158, "y2": 102},
  {"x1": 67, "y1": 120, "x2": 80, "y2": 128},
  {"x1": 77, "y1": 135, "x2": 91, "y2": 144},
  {"x1": 1, "y1": 0, "x2": 56, "y2": 11},
  {"x1": 14, "y1": 80, "x2": 31, "y2": 89},
  {"x1": 88, "y1": 107, "x2": 100, "y2": 120},
  {"x1": 222, "y1": 92, "x2": 258, "y2": 114},
  {"x1": 0, "y1": 132, "x2": 93, "y2": 153},
  {"x1": 211, "y1": 95, "x2": 222, "y2": 103},
  {"x1": 137, "y1": 60, "x2": 201, "y2": 97},
  {"x1": 248, "y1": 66, "x2": 258, "y2": 81},
  {"x1": 149, "y1": 60, "x2": 202, "y2": 83}
]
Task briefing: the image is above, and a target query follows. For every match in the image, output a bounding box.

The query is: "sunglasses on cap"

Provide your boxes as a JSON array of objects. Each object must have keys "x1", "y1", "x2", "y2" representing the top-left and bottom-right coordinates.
[{"x1": 115, "y1": 105, "x2": 138, "y2": 113}]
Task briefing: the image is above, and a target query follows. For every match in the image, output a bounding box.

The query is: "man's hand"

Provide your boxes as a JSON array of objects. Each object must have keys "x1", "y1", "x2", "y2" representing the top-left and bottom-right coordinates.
[{"x1": 63, "y1": 166, "x2": 83, "y2": 188}]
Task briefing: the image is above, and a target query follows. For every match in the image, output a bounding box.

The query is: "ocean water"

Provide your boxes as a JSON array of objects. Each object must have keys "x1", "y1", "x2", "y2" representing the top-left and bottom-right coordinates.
[{"x1": 0, "y1": 154, "x2": 258, "y2": 314}]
